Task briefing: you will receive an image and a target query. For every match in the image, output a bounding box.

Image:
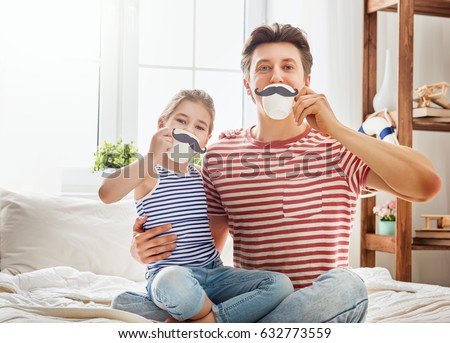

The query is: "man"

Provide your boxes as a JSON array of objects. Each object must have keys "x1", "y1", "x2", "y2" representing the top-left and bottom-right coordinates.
[{"x1": 112, "y1": 23, "x2": 441, "y2": 322}]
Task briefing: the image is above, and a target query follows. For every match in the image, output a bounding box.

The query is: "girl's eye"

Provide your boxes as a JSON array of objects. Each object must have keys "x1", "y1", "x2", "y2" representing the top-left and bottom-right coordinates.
[
  {"x1": 176, "y1": 118, "x2": 187, "y2": 124},
  {"x1": 196, "y1": 125, "x2": 206, "y2": 131}
]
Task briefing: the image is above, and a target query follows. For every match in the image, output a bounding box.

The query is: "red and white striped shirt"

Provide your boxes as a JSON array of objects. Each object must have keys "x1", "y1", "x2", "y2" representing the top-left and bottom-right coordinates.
[{"x1": 202, "y1": 125, "x2": 372, "y2": 289}]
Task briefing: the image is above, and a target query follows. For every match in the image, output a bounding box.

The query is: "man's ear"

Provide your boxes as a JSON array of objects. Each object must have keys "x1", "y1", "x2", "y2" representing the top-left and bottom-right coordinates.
[
  {"x1": 305, "y1": 74, "x2": 311, "y2": 87},
  {"x1": 243, "y1": 79, "x2": 251, "y2": 95},
  {"x1": 243, "y1": 78, "x2": 256, "y2": 103}
]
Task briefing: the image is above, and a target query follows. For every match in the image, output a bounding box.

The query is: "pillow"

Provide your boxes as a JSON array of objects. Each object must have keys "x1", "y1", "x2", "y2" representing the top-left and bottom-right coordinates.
[{"x1": 0, "y1": 188, "x2": 146, "y2": 282}]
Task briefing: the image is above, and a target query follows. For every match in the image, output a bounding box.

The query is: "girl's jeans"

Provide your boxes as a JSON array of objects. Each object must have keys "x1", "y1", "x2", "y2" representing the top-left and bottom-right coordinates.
[
  {"x1": 113, "y1": 266, "x2": 368, "y2": 323},
  {"x1": 145, "y1": 257, "x2": 294, "y2": 323}
]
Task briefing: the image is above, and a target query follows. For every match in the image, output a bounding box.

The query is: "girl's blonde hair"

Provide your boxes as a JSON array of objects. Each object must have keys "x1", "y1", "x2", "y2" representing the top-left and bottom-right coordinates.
[{"x1": 158, "y1": 89, "x2": 215, "y2": 134}]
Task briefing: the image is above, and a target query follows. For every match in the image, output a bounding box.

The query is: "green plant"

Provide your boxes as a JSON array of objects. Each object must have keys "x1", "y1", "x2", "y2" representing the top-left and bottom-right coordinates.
[
  {"x1": 93, "y1": 138, "x2": 138, "y2": 172},
  {"x1": 192, "y1": 154, "x2": 203, "y2": 166}
]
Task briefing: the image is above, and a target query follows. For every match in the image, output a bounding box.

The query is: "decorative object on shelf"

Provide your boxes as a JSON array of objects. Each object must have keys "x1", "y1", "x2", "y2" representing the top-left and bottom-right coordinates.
[
  {"x1": 373, "y1": 200, "x2": 397, "y2": 236},
  {"x1": 372, "y1": 49, "x2": 397, "y2": 112},
  {"x1": 92, "y1": 138, "x2": 138, "y2": 175},
  {"x1": 414, "y1": 81, "x2": 450, "y2": 109},
  {"x1": 413, "y1": 214, "x2": 450, "y2": 246},
  {"x1": 358, "y1": 108, "x2": 399, "y2": 145}
]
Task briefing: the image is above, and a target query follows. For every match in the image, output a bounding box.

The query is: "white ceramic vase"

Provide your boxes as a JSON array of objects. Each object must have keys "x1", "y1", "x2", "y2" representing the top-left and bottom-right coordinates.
[{"x1": 373, "y1": 49, "x2": 397, "y2": 112}]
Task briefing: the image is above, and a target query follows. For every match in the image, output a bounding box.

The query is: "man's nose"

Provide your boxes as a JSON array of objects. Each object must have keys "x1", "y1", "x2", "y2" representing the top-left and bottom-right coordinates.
[{"x1": 270, "y1": 66, "x2": 284, "y2": 83}]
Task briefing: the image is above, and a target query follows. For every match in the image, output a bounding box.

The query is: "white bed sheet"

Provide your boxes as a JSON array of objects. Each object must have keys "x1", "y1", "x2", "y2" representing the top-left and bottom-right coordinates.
[
  {"x1": 354, "y1": 267, "x2": 450, "y2": 323},
  {"x1": 0, "y1": 267, "x2": 149, "y2": 323},
  {"x1": 1, "y1": 266, "x2": 450, "y2": 323}
]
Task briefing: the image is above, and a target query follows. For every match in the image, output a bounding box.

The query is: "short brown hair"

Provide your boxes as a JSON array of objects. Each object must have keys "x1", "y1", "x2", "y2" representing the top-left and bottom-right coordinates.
[
  {"x1": 241, "y1": 23, "x2": 313, "y2": 80},
  {"x1": 159, "y1": 89, "x2": 215, "y2": 134}
]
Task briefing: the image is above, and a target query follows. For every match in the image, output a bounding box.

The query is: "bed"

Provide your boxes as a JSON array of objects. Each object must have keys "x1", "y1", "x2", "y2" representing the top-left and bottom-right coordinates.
[{"x1": 1, "y1": 187, "x2": 450, "y2": 323}]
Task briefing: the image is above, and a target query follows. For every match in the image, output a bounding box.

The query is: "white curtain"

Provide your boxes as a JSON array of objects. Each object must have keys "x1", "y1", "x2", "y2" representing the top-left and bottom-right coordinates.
[{"x1": 266, "y1": 0, "x2": 364, "y2": 130}]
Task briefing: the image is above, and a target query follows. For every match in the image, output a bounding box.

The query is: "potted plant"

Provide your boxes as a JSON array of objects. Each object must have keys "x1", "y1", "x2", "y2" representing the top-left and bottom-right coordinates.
[
  {"x1": 373, "y1": 200, "x2": 397, "y2": 235},
  {"x1": 93, "y1": 138, "x2": 138, "y2": 176}
]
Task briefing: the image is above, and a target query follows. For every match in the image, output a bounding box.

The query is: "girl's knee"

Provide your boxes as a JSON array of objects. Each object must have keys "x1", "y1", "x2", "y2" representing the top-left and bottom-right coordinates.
[{"x1": 152, "y1": 266, "x2": 191, "y2": 293}]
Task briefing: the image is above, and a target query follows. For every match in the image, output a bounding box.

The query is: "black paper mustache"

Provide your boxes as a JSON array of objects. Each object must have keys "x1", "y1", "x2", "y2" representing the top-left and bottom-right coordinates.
[
  {"x1": 254, "y1": 86, "x2": 299, "y2": 97},
  {"x1": 172, "y1": 129, "x2": 207, "y2": 154}
]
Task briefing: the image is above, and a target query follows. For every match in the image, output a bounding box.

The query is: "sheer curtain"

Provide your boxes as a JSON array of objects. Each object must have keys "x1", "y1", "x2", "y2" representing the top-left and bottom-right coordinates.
[{"x1": 266, "y1": 0, "x2": 364, "y2": 130}]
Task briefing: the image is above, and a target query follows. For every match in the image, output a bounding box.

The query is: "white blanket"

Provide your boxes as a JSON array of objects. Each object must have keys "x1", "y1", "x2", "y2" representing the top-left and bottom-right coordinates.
[
  {"x1": 2, "y1": 266, "x2": 450, "y2": 322},
  {"x1": 0, "y1": 267, "x2": 149, "y2": 323},
  {"x1": 354, "y1": 267, "x2": 450, "y2": 322}
]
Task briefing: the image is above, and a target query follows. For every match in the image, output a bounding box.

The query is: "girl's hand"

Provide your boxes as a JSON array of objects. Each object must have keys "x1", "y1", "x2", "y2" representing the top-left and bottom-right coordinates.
[
  {"x1": 148, "y1": 127, "x2": 173, "y2": 165},
  {"x1": 219, "y1": 128, "x2": 243, "y2": 139}
]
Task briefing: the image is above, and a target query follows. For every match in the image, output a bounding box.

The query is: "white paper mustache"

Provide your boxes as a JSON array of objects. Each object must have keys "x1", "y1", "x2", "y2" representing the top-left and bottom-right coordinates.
[
  {"x1": 257, "y1": 84, "x2": 297, "y2": 120},
  {"x1": 168, "y1": 128, "x2": 205, "y2": 164}
]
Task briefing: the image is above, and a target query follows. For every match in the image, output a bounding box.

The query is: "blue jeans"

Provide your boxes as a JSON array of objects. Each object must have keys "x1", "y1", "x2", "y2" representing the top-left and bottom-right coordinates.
[
  {"x1": 112, "y1": 267, "x2": 368, "y2": 323},
  {"x1": 145, "y1": 257, "x2": 293, "y2": 323}
]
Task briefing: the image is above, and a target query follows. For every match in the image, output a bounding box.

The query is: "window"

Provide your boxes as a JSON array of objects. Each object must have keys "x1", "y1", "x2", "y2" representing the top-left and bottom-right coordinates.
[
  {"x1": 137, "y1": 0, "x2": 245, "y2": 152},
  {"x1": 0, "y1": 0, "x2": 261, "y2": 194},
  {"x1": 0, "y1": 0, "x2": 102, "y2": 192}
]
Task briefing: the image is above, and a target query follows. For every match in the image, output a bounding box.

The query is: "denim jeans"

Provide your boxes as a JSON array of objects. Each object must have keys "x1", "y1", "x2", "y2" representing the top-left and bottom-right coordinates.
[
  {"x1": 112, "y1": 266, "x2": 368, "y2": 323},
  {"x1": 145, "y1": 257, "x2": 293, "y2": 323}
]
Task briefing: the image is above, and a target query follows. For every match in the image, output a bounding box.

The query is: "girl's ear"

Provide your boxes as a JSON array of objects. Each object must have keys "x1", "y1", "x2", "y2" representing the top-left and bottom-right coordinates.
[
  {"x1": 204, "y1": 133, "x2": 212, "y2": 147},
  {"x1": 158, "y1": 119, "x2": 165, "y2": 129}
]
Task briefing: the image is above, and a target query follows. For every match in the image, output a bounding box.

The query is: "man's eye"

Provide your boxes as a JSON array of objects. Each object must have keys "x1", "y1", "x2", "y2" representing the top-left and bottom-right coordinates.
[
  {"x1": 258, "y1": 65, "x2": 270, "y2": 71},
  {"x1": 284, "y1": 65, "x2": 294, "y2": 70}
]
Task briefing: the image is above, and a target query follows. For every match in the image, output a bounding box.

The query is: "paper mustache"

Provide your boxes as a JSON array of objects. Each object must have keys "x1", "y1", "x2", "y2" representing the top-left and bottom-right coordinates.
[
  {"x1": 255, "y1": 84, "x2": 298, "y2": 120},
  {"x1": 168, "y1": 128, "x2": 206, "y2": 164},
  {"x1": 254, "y1": 85, "x2": 299, "y2": 97}
]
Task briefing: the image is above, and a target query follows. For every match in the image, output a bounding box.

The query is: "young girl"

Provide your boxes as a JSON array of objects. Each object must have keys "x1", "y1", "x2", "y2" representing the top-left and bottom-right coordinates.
[{"x1": 99, "y1": 89, "x2": 293, "y2": 323}]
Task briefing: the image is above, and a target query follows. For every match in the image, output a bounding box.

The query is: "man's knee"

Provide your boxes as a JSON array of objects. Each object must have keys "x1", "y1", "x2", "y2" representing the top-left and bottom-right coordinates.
[
  {"x1": 329, "y1": 268, "x2": 368, "y2": 300},
  {"x1": 271, "y1": 272, "x2": 295, "y2": 299},
  {"x1": 320, "y1": 268, "x2": 368, "y2": 323}
]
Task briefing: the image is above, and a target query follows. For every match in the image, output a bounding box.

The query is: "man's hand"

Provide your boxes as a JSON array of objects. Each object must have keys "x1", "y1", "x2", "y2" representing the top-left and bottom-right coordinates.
[
  {"x1": 292, "y1": 86, "x2": 342, "y2": 136},
  {"x1": 218, "y1": 128, "x2": 243, "y2": 139},
  {"x1": 131, "y1": 216, "x2": 177, "y2": 264}
]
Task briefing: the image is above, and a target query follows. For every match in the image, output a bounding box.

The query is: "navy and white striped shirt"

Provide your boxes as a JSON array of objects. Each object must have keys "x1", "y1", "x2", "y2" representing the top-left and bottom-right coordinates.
[{"x1": 135, "y1": 164, "x2": 219, "y2": 274}]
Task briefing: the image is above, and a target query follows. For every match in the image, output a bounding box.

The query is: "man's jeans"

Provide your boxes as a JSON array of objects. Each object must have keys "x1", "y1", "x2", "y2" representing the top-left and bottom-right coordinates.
[
  {"x1": 112, "y1": 267, "x2": 368, "y2": 323},
  {"x1": 146, "y1": 257, "x2": 293, "y2": 322}
]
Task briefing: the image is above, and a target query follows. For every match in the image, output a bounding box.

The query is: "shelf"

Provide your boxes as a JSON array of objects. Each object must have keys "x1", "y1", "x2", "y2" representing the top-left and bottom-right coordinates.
[
  {"x1": 413, "y1": 117, "x2": 450, "y2": 132},
  {"x1": 413, "y1": 244, "x2": 450, "y2": 250},
  {"x1": 367, "y1": 0, "x2": 450, "y2": 18},
  {"x1": 364, "y1": 234, "x2": 395, "y2": 253},
  {"x1": 361, "y1": 0, "x2": 449, "y2": 282},
  {"x1": 365, "y1": 233, "x2": 450, "y2": 252}
]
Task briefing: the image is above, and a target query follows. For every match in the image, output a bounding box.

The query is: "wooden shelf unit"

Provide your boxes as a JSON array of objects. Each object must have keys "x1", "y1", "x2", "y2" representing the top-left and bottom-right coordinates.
[{"x1": 360, "y1": 0, "x2": 450, "y2": 282}]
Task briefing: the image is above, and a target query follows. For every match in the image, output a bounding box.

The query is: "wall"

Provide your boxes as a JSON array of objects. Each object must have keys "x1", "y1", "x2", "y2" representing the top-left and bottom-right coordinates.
[{"x1": 266, "y1": 0, "x2": 450, "y2": 286}]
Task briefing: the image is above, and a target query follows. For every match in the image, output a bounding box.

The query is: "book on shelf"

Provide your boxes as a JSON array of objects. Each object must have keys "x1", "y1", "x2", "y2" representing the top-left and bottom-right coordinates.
[
  {"x1": 415, "y1": 229, "x2": 450, "y2": 239},
  {"x1": 413, "y1": 237, "x2": 450, "y2": 247},
  {"x1": 413, "y1": 107, "x2": 450, "y2": 118}
]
